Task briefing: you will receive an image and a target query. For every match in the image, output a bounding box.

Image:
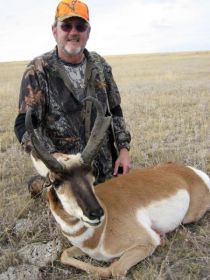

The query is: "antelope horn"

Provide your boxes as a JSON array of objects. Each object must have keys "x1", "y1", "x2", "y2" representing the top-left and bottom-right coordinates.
[
  {"x1": 81, "y1": 97, "x2": 112, "y2": 165},
  {"x1": 25, "y1": 108, "x2": 64, "y2": 173}
]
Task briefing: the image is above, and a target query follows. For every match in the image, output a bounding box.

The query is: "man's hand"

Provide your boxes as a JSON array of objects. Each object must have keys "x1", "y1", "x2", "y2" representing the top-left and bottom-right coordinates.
[
  {"x1": 22, "y1": 139, "x2": 33, "y2": 153},
  {"x1": 113, "y1": 148, "x2": 131, "y2": 176}
]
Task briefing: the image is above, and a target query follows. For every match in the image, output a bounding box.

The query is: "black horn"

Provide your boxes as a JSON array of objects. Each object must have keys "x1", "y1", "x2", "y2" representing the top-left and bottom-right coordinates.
[
  {"x1": 81, "y1": 97, "x2": 112, "y2": 166},
  {"x1": 25, "y1": 108, "x2": 64, "y2": 173}
]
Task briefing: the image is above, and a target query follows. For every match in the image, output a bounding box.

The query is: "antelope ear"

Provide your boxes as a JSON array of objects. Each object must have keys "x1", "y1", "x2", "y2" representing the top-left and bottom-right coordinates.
[
  {"x1": 43, "y1": 173, "x2": 53, "y2": 187},
  {"x1": 48, "y1": 172, "x2": 56, "y2": 184}
]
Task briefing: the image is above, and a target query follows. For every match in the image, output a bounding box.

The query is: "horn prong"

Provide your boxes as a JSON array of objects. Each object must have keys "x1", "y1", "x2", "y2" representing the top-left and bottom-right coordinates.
[{"x1": 81, "y1": 97, "x2": 112, "y2": 165}]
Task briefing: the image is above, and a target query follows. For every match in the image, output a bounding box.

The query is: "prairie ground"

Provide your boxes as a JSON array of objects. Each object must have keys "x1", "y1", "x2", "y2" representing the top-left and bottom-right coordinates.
[{"x1": 0, "y1": 51, "x2": 210, "y2": 279}]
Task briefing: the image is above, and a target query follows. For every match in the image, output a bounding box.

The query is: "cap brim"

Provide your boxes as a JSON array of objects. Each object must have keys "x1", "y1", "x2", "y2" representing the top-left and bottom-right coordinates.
[{"x1": 57, "y1": 14, "x2": 89, "y2": 22}]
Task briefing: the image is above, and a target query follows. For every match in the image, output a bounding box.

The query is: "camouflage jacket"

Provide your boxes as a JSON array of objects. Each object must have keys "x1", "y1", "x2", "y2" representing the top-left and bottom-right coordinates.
[{"x1": 15, "y1": 48, "x2": 131, "y2": 183}]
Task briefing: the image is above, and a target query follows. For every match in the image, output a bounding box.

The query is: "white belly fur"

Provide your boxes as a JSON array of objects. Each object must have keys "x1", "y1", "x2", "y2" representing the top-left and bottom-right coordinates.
[{"x1": 137, "y1": 189, "x2": 190, "y2": 235}]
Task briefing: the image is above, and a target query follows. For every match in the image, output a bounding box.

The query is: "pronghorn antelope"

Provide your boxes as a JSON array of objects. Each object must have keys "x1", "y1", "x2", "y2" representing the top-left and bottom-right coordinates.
[{"x1": 26, "y1": 97, "x2": 210, "y2": 279}]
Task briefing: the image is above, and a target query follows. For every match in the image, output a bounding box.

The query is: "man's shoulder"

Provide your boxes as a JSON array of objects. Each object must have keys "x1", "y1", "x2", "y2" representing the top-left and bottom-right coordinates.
[
  {"x1": 27, "y1": 49, "x2": 56, "y2": 70},
  {"x1": 87, "y1": 50, "x2": 111, "y2": 72},
  {"x1": 89, "y1": 51, "x2": 106, "y2": 64}
]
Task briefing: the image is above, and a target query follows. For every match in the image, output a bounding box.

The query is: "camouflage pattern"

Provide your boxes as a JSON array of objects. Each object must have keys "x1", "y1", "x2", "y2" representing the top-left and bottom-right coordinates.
[{"x1": 18, "y1": 47, "x2": 131, "y2": 183}]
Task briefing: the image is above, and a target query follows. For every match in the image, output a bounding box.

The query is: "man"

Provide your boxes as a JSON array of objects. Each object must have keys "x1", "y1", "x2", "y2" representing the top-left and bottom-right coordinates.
[{"x1": 14, "y1": 0, "x2": 131, "y2": 194}]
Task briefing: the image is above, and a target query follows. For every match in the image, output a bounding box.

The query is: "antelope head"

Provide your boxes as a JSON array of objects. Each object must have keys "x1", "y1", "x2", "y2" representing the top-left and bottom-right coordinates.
[{"x1": 25, "y1": 97, "x2": 111, "y2": 227}]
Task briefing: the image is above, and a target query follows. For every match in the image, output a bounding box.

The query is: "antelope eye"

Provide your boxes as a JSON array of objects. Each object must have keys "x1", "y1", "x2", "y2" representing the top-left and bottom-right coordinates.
[{"x1": 53, "y1": 179, "x2": 62, "y2": 189}]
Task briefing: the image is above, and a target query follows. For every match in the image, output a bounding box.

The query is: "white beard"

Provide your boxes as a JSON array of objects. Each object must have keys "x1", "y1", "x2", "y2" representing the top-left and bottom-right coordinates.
[{"x1": 62, "y1": 44, "x2": 83, "y2": 57}]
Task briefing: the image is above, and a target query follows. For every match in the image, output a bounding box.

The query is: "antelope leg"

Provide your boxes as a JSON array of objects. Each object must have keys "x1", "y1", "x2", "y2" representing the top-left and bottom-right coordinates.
[
  {"x1": 109, "y1": 243, "x2": 157, "y2": 278},
  {"x1": 61, "y1": 249, "x2": 111, "y2": 279}
]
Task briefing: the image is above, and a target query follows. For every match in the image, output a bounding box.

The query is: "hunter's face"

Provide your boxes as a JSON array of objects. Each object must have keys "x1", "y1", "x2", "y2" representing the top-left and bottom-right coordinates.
[{"x1": 52, "y1": 17, "x2": 90, "y2": 62}]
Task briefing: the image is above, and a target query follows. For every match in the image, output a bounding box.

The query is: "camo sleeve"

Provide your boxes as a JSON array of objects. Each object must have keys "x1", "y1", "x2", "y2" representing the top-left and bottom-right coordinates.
[
  {"x1": 103, "y1": 61, "x2": 131, "y2": 151},
  {"x1": 16, "y1": 58, "x2": 56, "y2": 153}
]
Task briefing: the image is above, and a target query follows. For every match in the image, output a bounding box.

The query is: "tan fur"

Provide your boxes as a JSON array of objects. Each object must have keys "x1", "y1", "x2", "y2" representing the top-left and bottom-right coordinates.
[{"x1": 47, "y1": 163, "x2": 210, "y2": 278}]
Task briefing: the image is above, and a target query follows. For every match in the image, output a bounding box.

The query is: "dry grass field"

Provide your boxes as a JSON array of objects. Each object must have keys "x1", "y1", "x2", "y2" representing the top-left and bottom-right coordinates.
[{"x1": 0, "y1": 51, "x2": 210, "y2": 279}]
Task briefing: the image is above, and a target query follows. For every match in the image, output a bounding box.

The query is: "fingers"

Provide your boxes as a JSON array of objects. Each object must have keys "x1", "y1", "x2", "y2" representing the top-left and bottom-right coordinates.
[
  {"x1": 113, "y1": 148, "x2": 131, "y2": 176},
  {"x1": 113, "y1": 160, "x2": 120, "y2": 176},
  {"x1": 22, "y1": 140, "x2": 33, "y2": 153},
  {"x1": 122, "y1": 164, "x2": 130, "y2": 174},
  {"x1": 113, "y1": 161, "x2": 131, "y2": 176}
]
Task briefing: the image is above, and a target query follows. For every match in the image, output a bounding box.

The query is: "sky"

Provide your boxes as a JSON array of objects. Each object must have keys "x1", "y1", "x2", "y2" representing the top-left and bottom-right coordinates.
[{"x1": 1, "y1": 0, "x2": 210, "y2": 62}]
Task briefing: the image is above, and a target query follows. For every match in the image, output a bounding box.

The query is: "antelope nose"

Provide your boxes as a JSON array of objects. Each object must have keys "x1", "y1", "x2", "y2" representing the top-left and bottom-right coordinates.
[{"x1": 90, "y1": 207, "x2": 104, "y2": 219}]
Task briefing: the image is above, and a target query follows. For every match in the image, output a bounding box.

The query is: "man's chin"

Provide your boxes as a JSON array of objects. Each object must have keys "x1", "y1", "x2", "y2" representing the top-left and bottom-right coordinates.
[{"x1": 64, "y1": 47, "x2": 83, "y2": 57}]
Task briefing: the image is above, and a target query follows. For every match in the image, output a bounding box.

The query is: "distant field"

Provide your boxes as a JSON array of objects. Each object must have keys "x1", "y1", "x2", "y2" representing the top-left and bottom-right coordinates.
[{"x1": 0, "y1": 51, "x2": 210, "y2": 279}]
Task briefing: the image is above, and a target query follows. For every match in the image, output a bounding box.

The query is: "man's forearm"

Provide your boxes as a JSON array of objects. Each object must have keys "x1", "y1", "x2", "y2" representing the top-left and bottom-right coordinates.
[
  {"x1": 112, "y1": 115, "x2": 131, "y2": 151},
  {"x1": 14, "y1": 113, "x2": 26, "y2": 143}
]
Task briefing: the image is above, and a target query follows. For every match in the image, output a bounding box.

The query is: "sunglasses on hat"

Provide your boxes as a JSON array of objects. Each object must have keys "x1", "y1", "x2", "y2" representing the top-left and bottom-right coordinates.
[{"x1": 60, "y1": 21, "x2": 88, "y2": 33}]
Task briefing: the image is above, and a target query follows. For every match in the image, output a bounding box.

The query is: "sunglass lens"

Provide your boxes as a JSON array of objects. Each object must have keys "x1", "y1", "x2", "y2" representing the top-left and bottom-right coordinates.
[
  {"x1": 76, "y1": 23, "x2": 88, "y2": 32},
  {"x1": 61, "y1": 23, "x2": 72, "y2": 32},
  {"x1": 60, "y1": 22, "x2": 88, "y2": 32}
]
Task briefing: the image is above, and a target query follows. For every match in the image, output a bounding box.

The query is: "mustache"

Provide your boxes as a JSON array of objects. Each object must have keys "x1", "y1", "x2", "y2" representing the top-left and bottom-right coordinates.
[{"x1": 67, "y1": 36, "x2": 80, "y2": 41}]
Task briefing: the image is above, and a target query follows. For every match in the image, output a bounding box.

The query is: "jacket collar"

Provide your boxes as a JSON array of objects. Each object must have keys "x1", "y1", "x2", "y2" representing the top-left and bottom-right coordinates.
[{"x1": 44, "y1": 47, "x2": 97, "y2": 95}]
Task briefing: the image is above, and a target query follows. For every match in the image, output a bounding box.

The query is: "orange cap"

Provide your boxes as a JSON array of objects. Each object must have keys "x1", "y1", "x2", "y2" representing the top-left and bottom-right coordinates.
[{"x1": 55, "y1": 0, "x2": 89, "y2": 22}]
